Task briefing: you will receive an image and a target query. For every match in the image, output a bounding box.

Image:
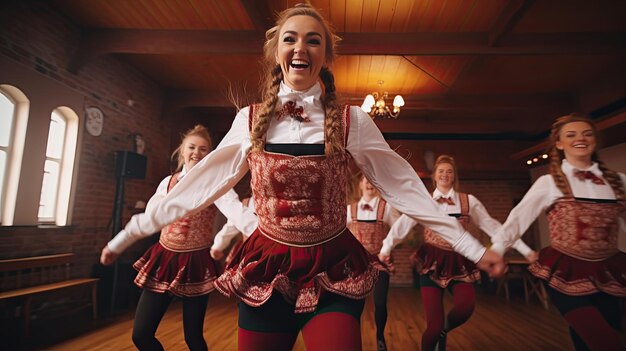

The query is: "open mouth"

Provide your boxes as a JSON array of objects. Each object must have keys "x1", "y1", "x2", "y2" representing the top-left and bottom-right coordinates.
[{"x1": 290, "y1": 59, "x2": 310, "y2": 70}]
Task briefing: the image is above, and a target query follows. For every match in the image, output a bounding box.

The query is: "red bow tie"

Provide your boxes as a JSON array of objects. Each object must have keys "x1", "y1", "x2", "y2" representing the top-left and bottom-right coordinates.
[
  {"x1": 436, "y1": 197, "x2": 455, "y2": 205},
  {"x1": 361, "y1": 204, "x2": 373, "y2": 211},
  {"x1": 573, "y1": 170, "x2": 606, "y2": 185},
  {"x1": 276, "y1": 101, "x2": 310, "y2": 122}
]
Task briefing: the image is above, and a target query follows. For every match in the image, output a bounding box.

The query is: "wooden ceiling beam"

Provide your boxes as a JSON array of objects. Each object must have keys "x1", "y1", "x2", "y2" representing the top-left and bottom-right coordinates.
[
  {"x1": 240, "y1": 0, "x2": 274, "y2": 30},
  {"x1": 67, "y1": 29, "x2": 626, "y2": 71},
  {"x1": 164, "y1": 89, "x2": 573, "y2": 110},
  {"x1": 488, "y1": 0, "x2": 535, "y2": 46}
]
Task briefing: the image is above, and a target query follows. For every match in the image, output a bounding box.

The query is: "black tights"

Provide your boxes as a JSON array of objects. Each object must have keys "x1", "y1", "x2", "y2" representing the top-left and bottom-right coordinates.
[
  {"x1": 373, "y1": 271, "x2": 390, "y2": 339},
  {"x1": 132, "y1": 290, "x2": 209, "y2": 351}
]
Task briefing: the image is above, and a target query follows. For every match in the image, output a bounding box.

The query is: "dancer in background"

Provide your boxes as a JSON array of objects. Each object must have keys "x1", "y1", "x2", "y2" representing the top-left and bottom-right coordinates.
[
  {"x1": 491, "y1": 114, "x2": 625, "y2": 351},
  {"x1": 104, "y1": 4, "x2": 505, "y2": 350},
  {"x1": 100, "y1": 125, "x2": 256, "y2": 351},
  {"x1": 346, "y1": 175, "x2": 400, "y2": 351},
  {"x1": 380, "y1": 155, "x2": 537, "y2": 351}
]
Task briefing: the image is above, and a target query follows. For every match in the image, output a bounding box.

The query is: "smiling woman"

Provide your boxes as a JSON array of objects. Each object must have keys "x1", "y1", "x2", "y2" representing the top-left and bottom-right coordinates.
[{"x1": 490, "y1": 113, "x2": 626, "y2": 350}]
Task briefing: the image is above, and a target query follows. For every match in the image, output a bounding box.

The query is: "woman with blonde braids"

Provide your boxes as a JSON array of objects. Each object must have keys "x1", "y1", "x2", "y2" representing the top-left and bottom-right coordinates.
[
  {"x1": 100, "y1": 125, "x2": 257, "y2": 351},
  {"x1": 103, "y1": 4, "x2": 504, "y2": 350},
  {"x1": 491, "y1": 113, "x2": 626, "y2": 351},
  {"x1": 381, "y1": 155, "x2": 537, "y2": 351}
]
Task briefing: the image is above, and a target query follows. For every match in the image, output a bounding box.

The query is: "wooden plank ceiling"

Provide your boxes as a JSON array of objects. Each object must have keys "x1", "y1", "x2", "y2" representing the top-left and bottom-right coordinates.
[{"x1": 51, "y1": 0, "x2": 626, "y2": 160}]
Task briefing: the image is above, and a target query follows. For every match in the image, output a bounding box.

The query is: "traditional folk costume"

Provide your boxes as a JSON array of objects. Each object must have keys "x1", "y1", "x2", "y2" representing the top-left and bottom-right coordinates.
[
  {"x1": 107, "y1": 169, "x2": 256, "y2": 350},
  {"x1": 114, "y1": 82, "x2": 488, "y2": 340},
  {"x1": 347, "y1": 197, "x2": 399, "y2": 350},
  {"x1": 491, "y1": 160, "x2": 626, "y2": 351},
  {"x1": 383, "y1": 188, "x2": 533, "y2": 351}
]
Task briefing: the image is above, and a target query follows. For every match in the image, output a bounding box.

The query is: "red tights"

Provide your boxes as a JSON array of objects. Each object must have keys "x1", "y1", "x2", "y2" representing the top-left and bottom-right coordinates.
[
  {"x1": 420, "y1": 282, "x2": 475, "y2": 351},
  {"x1": 238, "y1": 312, "x2": 362, "y2": 351}
]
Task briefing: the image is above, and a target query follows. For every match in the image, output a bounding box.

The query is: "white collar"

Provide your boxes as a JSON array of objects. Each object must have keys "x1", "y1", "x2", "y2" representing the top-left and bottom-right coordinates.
[
  {"x1": 561, "y1": 159, "x2": 602, "y2": 176},
  {"x1": 277, "y1": 81, "x2": 322, "y2": 107},
  {"x1": 178, "y1": 165, "x2": 189, "y2": 180},
  {"x1": 433, "y1": 188, "x2": 456, "y2": 200},
  {"x1": 358, "y1": 197, "x2": 379, "y2": 208}
]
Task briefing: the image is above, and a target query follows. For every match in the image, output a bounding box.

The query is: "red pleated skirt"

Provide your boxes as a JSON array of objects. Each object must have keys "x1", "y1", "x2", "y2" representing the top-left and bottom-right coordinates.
[
  {"x1": 528, "y1": 246, "x2": 626, "y2": 296},
  {"x1": 214, "y1": 228, "x2": 382, "y2": 313},
  {"x1": 133, "y1": 242, "x2": 218, "y2": 297},
  {"x1": 411, "y1": 243, "x2": 480, "y2": 288}
]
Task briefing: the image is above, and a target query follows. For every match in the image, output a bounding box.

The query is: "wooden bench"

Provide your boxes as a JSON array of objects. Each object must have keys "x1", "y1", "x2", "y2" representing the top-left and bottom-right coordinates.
[{"x1": 0, "y1": 253, "x2": 99, "y2": 339}]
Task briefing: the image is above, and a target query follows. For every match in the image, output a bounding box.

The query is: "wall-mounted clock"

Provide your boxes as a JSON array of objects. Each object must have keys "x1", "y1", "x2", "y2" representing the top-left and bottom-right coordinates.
[{"x1": 85, "y1": 107, "x2": 104, "y2": 137}]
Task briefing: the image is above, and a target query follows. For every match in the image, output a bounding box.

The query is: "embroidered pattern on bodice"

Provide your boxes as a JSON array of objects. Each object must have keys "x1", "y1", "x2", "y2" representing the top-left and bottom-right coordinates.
[
  {"x1": 348, "y1": 199, "x2": 389, "y2": 254},
  {"x1": 547, "y1": 198, "x2": 623, "y2": 261},
  {"x1": 248, "y1": 105, "x2": 350, "y2": 247},
  {"x1": 159, "y1": 174, "x2": 218, "y2": 252},
  {"x1": 423, "y1": 193, "x2": 471, "y2": 250}
]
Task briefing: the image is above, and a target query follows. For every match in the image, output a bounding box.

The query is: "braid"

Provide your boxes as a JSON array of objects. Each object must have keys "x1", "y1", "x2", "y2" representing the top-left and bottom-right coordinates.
[
  {"x1": 250, "y1": 65, "x2": 282, "y2": 151},
  {"x1": 319, "y1": 66, "x2": 343, "y2": 154},
  {"x1": 548, "y1": 145, "x2": 572, "y2": 197},
  {"x1": 594, "y1": 156, "x2": 626, "y2": 200}
]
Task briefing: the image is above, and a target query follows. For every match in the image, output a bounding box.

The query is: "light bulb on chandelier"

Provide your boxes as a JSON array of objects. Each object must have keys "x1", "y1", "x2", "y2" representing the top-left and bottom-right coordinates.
[{"x1": 361, "y1": 80, "x2": 405, "y2": 119}]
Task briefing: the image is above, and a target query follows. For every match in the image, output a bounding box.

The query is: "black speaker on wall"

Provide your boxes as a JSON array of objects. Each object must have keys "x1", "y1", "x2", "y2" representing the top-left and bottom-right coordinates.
[{"x1": 114, "y1": 150, "x2": 147, "y2": 179}]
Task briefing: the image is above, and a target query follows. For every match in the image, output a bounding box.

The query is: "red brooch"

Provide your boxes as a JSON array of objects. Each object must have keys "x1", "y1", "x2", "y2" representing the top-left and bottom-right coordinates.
[{"x1": 276, "y1": 101, "x2": 310, "y2": 122}]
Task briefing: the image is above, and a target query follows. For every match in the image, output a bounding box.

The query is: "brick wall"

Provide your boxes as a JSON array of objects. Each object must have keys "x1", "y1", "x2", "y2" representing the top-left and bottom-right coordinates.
[{"x1": 0, "y1": 2, "x2": 172, "y2": 278}]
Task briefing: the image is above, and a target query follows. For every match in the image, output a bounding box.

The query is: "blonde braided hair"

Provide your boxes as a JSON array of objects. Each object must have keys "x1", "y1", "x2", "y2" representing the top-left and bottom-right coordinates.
[
  {"x1": 250, "y1": 3, "x2": 344, "y2": 154},
  {"x1": 549, "y1": 113, "x2": 625, "y2": 199}
]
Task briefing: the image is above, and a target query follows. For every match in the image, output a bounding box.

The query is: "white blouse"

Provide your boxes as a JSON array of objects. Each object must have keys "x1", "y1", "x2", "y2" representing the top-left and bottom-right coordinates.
[
  {"x1": 108, "y1": 82, "x2": 487, "y2": 263},
  {"x1": 490, "y1": 159, "x2": 626, "y2": 255},
  {"x1": 211, "y1": 199, "x2": 257, "y2": 252},
  {"x1": 380, "y1": 188, "x2": 533, "y2": 257},
  {"x1": 346, "y1": 196, "x2": 400, "y2": 226},
  {"x1": 108, "y1": 173, "x2": 257, "y2": 253}
]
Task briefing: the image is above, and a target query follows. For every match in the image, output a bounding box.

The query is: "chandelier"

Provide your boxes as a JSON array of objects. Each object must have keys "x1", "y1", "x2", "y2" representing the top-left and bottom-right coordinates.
[{"x1": 361, "y1": 80, "x2": 405, "y2": 119}]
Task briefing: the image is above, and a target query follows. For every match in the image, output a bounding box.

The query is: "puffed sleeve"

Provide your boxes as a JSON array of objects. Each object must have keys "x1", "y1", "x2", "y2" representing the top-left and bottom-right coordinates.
[
  {"x1": 347, "y1": 107, "x2": 486, "y2": 263},
  {"x1": 108, "y1": 108, "x2": 253, "y2": 253}
]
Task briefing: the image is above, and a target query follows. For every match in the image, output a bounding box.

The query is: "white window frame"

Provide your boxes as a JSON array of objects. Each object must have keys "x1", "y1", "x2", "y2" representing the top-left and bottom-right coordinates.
[
  {"x1": 0, "y1": 85, "x2": 29, "y2": 226},
  {"x1": 38, "y1": 107, "x2": 78, "y2": 225}
]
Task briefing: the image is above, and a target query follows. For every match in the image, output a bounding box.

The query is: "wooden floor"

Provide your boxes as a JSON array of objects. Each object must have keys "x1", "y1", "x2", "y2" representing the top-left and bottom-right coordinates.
[{"x1": 43, "y1": 287, "x2": 625, "y2": 351}]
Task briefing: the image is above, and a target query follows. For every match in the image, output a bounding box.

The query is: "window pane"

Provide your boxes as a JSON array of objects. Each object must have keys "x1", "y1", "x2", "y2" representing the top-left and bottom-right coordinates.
[
  {"x1": 38, "y1": 159, "x2": 59, "y2": 220},
  {"x1": 46, "y1": 112, "x2": 66, "y2": 159},
  {"x1": 0, "y1": 151, "x2": 5, "y2": 213},
  {"x1": 0, "y1": 92, "x2": 15, "y2": 147}
]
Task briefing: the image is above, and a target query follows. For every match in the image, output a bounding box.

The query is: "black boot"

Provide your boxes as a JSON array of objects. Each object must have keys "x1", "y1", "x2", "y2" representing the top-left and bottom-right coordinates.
[{"x1": 435, "y1": 331, "x2": 447, "y2": 351}]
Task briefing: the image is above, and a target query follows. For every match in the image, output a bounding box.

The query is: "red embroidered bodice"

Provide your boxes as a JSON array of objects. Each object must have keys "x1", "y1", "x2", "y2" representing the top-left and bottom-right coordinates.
[
  {"x1": 348, "y1": 199, "x2": 389, "y2": 254},
  {"x1": 159, "y1": 173, "x2": 218, "y2": 252},
  {"x1": 423, "y1": 192, "x2": 471, "y2": 250},
  {"x1": 547, "y1": 198, "x2": 623, "y2": 260},
  {"x1": 248, "y1": 105, "x2": 350, "y2": 247}
]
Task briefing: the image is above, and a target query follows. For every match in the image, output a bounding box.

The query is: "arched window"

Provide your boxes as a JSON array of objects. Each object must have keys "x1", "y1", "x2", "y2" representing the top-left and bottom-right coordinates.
[
  {"x1": 0, "y1": 92, "x2": 15, "y2": 219},
  {"x1": 0, "y1": 85, "x2": 29, "y2": 226},
  {"x1": 38, "y1": 107, "x2": 78, "y2": 225}
]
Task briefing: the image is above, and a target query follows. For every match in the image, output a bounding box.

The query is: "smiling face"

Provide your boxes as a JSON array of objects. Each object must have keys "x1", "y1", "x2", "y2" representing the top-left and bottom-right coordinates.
[
  {"x1": 434, "y1": 163, "x2": 455, "y2": 191},
  {"x1": 276, "y1": 15, "x2": 327, "y2": 91},
  {"x1": 182, "y1": 135, "x2": 210, "y2": 170},
  {"x1": 556, "y1": 121, "x2": 596, "y2": 163},
  {"x1": 359, "y1": 176, "x2": 378, "y2": 199}
]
